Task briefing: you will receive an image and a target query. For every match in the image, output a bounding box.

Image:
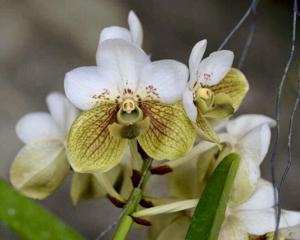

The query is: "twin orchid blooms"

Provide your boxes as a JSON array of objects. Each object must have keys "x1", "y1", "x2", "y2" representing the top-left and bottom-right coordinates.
[{"x1": 10, "y1": 11, "x2": 300, "y2": 239}]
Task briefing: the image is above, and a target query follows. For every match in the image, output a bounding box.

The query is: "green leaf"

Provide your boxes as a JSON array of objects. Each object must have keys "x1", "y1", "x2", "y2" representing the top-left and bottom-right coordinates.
[
  {"x1": 185, "y1": 153, "x2": 240, "y2": 240},
  {"x1": 0, "y1": 179, "x2": 85, "y2": 240}
]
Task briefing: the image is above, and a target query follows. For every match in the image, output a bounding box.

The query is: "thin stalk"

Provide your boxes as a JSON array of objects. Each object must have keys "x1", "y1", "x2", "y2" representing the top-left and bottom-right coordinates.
[
  {"x1": 272, "y1": 1, "x2": 298, "y2": 239},
  {"x1": 112, "y1": 158, "x2": 152, "y2": 240},
  {"x1": 218, "y1": 0, "x2": 258, "y2": 50},
  {"x1": 238, "y1": 0, "x2": 257, "y2": 69}
]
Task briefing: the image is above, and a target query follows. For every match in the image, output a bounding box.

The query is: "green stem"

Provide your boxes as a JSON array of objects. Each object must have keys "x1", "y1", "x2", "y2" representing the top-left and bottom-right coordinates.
[{"x1": 112, "y1": 158, "x2": 152, "y2": 240}]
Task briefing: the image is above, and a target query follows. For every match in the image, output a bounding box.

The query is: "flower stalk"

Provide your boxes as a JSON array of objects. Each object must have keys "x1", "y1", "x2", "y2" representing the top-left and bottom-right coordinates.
[{"x1": 113, "y1": 157, "x2": 153, "y2": 240}]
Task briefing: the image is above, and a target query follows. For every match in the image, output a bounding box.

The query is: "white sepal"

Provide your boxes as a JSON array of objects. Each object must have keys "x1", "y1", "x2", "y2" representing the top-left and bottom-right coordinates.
[
  {"x1": 128, "y1": 10, "x2": 143, "y2": 47},
  {"x1": 16, "y1": 112, "x2": 63, "y2": 144},
  {"x1": 46, "y1": 92, "x2": 79, "y2": 134},
  {"x1": 96, "y1": 39, "x2": 150, "y2": 92}
]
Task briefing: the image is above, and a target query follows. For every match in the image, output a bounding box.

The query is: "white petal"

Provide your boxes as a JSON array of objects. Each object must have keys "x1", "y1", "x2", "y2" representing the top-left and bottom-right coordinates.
[
  {"x1": 237, "y1": 179, "x2": 275, "y2": 210},
  {"x1": 128, "y1": 10, "x2": 143, "y2": 47},
  {"x1": 183, "y1": 88, "x2": 197, "y2": 122},
  {"x1": 46, "y1": 92, "x2": 79, "y2": 134},
  {"x1": 237, "y1": 208, "x2": 300, "y2": 235},
  {"x1": 16, "y1": 112, "x2": 63, "y2": 144},
  {"x1": 198, "y1": 50, "x2": 234, "y2": 86},
  {"x1": 99, "y1": 26, "x2": 132, "y2": 43},
  {"x1": 137, "y1": 60, "x2": 188, "y2": 103},
  {"x1": 64, "y1": 66, "x2": 119, "y2": 110},
  {"x1": 218, "y1": 216, "x2": 248, "y2": 240},
  {"x1": 96, "y1": 39, "x2": 150, "y2": 91},
  {"x1": 188, "y1": 40, "x2": 207, "y2": 85},
  {"x1": 226, "y1": 114, "x2": 276, "y2": 137},
  {"x1": 238, "y1": 124, "x2": 271, "y2": 166}
]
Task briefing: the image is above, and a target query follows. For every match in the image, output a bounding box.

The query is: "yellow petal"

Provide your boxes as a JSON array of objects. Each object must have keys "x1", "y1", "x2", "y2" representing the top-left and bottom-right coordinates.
[
  {"x1": 137, "y1": 101, "x2": 195, "y2": 160},
  {"x1": 211, "y1": 143, "x2": 256, "y2": 206},
  {"x1": 108, "y1": 117, "x2": 150, "y2": 139},
  {"x1": 156, "y1": 214, "x2": 191, "y2": 240},
  {"x1": 148, "y1": 213, "x2": 179, "y2": 240},
  {"x1": 10, "y1": 140, "x2": 69, "y2": 199},
  {"x1": 210, "y1": 68, "x2": 249, "y2": 110},
  {"x1": 204, "y1": 93, "x2": 234, "y2": 119},
  {"x1": 168, "y1": 157, "x2": 199, "y2": 199},
  {"x1": 70, "y1": 172, "x2": 105, "y2": 205},
  {"x1": 70, "y1": 164, "x2": 123, "y2": 205},
  {"x1": 67, "y1": 102, "x2": 127, "y2": 173},
  {"x1": 195, "y1": 112, "x2": 220, "y2": 144},
  {"x1": 229, "y1": 157, "x2": 257, "y2": 206},
  {"x1": 196, "y1": 145, "x2": 221, "y2": 194}
]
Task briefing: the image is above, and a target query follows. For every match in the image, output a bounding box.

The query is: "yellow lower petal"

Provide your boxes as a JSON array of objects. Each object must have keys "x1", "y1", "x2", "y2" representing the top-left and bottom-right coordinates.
[
  {"x1": 67, "y1": 102, "x2": 127, "y2": 172},
  {"x1": 210, "y1": 68, "x2": 249, "y2": 110},
  {"x1": 137, "y1": 101, "x2": 195, "y2": 161},
  {"x1": 70, "y1": 172, "x2": 105, "y2": 205},
  {"x1": 168, "y1": 157, "x2": 200, "y2": 199},
  {"x1": 70, "y1": 164, "x2": 123, "y2": 205},
  {"x1": 229, "y1": 156, "x2": 257, "y2": 206},
  {"x1": 148, "y1": 213, "x2": 180, "y2": 240},
  {"x1": 204, "y1": 93, "x2": 234, "y2": 119},
  {"x1": 10, "y1": 140, "x2": 69, "y2": 199},
  {"x1": 195, "y1": 113, "x2": 220, "y2": 144},
  {"x1": 157, "y1": 214, "x2": 191, "y2": 240}
]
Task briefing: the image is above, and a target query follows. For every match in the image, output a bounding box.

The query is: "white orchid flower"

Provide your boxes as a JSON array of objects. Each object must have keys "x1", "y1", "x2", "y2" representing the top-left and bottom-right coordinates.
[
  {"x1": 100, "y1": 10, "x2": 143, "y2": 47},
  {"x1": 219, "y1": 179, "x2": 300, "y2": 240},
  {"x1": 220, "y1": 114, "x2": 276, "y2": 204},
  {"x1": 134, "y1": 179, "x2": 300, "y2": 240},
  {"x1": 10, "y1": 92, "x2": 124, "y2": 203},
  {"x1": 10, "y1": 92, "x2": 78, "y2": 199},
  {"x1": 64, "y1": 38, "x2": 195, "y2": 173},
  {"x1": 183, "y1": 40, "x2": 249, "y2": 143},
  {"x1": 166, "y1": 114, "x2": 275, "y2": 204}
]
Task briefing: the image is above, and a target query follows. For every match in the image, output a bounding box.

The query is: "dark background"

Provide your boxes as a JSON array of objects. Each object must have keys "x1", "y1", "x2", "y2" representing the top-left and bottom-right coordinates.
[{"x1": 0, "y1": 0, "x2": 299, "y2": 239}]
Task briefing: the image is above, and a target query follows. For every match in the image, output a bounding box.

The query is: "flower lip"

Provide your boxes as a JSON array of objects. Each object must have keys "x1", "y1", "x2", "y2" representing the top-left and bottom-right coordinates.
[{"x1": 117, "y1": 100, "x2": 143, "y2": 125}]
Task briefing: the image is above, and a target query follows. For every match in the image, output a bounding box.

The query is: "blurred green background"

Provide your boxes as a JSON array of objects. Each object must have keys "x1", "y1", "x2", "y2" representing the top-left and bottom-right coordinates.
[{"x1": 0, "y1": 0, "x2": 299, "y2": 239}]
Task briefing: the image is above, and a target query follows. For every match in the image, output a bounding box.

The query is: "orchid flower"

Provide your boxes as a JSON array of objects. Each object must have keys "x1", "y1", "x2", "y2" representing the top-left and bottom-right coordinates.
[
  {"x1": 183, "y1": 40, "x2": 249, "y2": 143},
  {"x1": 218, "y1": 114, "x2": 276, "y2": 204},
  {"x1": 10, "y1": 92, "x2": 122, "y2": 204},
  {"x1": 64, "y1": 38, "x2": 195, "y2": 173},
  {"x1": 218, "y1": 179, "x2": 300, "y2": 240},
  {"x1": 100, "y1": 10, "x2": 143, "y2": 47},
  {"x1": 141, "y1": 179, "x2": 300, "y2": 240},
  {"x1": 10, "y1": 92, "x2": 78, "y2": 199},
  {"x1": 168, "y1": 114, "x2": 275, "y2": 205}
]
